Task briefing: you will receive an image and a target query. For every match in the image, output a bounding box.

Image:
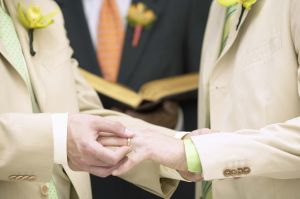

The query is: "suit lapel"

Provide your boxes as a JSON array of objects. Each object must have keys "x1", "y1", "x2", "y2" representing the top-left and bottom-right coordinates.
[
  {"x1": 207, "y1": 3, "x2": 250, "y2": 81},
  {"x1": 0, "y1": 38, "x2": 17, "y2": 70},
  {"x1": 6, "y1": 0, "x2": 46, "y2": 111},
  {"x1": 200, "y1": 2, "x2": 226, "y2": 86},
  {"x1": 0, "y1": 1, "x2": 24, "y2": 80},
  {"x1": 118, "y1": 0, "x2": 167, "y2": 83}
]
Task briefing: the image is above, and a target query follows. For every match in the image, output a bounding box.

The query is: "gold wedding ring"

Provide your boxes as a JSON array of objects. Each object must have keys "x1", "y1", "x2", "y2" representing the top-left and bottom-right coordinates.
[{"x1": 127, "y1": 138, "x2": 132, "y2": 147}]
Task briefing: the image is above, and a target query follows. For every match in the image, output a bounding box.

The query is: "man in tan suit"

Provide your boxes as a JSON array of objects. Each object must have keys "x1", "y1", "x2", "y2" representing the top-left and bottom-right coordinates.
[
  {"x1": 0, "y1": 0, "x2": 183, "y2": 198},
  {"x1": 103, "y1": 0, "x2": 300, "y2": 198}
]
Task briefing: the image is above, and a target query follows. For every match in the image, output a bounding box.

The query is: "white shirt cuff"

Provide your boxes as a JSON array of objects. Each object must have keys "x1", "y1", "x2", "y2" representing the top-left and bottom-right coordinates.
[{"x1": 52, "y1": 113, "x2": 68, "y2": 165}]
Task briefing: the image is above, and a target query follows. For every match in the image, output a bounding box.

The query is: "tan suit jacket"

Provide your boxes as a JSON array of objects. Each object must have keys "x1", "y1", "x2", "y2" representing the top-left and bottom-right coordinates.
[
  {"x1": 193, "y1": 0, "x2": 300, "y2": 198},
  {"x1": 0, "y1": 0, "x2": 178, "y2": 198}
]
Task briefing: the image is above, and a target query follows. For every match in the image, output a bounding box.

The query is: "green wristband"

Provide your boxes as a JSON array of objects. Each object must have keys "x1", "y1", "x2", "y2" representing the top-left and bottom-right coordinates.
[{"x1": 184, "y1": 139, "x2": 202, "y2": 173}]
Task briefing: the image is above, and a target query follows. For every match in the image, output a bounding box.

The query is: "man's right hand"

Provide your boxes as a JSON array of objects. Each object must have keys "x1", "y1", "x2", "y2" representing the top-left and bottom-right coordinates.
[{"x1": 67, "y1": 114, "x2": 133, "y2": 177}]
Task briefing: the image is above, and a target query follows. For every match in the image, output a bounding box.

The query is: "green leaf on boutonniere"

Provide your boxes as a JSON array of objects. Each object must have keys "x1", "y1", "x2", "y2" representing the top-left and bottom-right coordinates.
[{"x1": 127, "y1": 2, "x2": 156, "y2": 47}]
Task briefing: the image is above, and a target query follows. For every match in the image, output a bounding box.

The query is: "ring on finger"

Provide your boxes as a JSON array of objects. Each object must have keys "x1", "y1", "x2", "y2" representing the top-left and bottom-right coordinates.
[{"x1": 127, "y1": 138, "x2": 132, "y2": 147}]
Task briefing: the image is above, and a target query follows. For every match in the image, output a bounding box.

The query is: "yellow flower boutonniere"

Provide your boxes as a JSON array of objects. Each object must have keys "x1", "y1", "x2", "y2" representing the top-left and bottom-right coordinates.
[
  {"x1": 217, "y1": 0, "x2": 257, "y2": 30},
  {"x1": 17, "y1": 3, "x2": 58, "y2": 56},
  {"x1": 127, "y1": 3, "x2": 156, "y2": 47},
  {"x1": 217, "y1": 0, "x2": 257, "y2": 10}
]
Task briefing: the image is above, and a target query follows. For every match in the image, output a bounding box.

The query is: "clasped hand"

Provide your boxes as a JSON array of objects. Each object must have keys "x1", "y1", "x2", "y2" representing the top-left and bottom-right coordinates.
[
  {"x1": 66, "y1": 114, "x2": 212, "y2": 181},
  {"x1": 67, "y1": 114, "x2": 133, "y2": 177},
  {"x1": 98, "y1": 127, "x2": 214, "y2": 181}
]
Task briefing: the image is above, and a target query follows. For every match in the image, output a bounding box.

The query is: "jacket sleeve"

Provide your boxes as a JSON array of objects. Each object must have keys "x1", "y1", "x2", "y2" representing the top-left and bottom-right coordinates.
[
  {"x1": 192, "y1": 0, "x2": 300, "y2": 181},
  {"x1": 192, "y1": 117, "x2": 300, "y2": 180},
  {"x1": 0, "y1": 113, "x2": 54, "y2": 182}
]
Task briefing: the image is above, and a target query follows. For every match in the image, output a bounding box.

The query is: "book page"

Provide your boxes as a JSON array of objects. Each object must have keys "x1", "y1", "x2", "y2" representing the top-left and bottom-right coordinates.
[
  {"x1": 79, "y1": 68, "x2": 143, "y2": 108},
  {"x1": 139, "y1": 73, "x2": 199, "y2": 101}
]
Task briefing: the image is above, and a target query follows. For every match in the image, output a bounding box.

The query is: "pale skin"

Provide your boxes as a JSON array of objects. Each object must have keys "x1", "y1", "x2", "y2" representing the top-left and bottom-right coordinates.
[
  {"x1": 67, "y1": 114, "x2": 133, "y2": 177},
  {"x1": 98, "y1": 127, "x2": 214, "y2": 181}
]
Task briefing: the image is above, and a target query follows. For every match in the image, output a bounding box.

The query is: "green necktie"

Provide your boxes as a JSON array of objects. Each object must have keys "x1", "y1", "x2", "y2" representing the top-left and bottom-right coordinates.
[
  {"x1": 219, "y1": 5, "x2": 238, "y2": 54},
  {"x1": 0, "y1": 3, "x2": 58, "y2": 199},
  {"x1": 202, "y1": 5, "x2": 238, "y2": 199}
]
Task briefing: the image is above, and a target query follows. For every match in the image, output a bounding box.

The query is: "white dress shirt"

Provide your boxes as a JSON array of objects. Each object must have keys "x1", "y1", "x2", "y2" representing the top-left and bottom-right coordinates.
[
  {"x1": 52, "y1": 114, "x2": 68, "y2": 165},
  {"x1": 82, "y1": 0, "x2": 184, "y2": 131},
  {"x1": 82, "y1": 0, "x2": 132, "y2": 48}
]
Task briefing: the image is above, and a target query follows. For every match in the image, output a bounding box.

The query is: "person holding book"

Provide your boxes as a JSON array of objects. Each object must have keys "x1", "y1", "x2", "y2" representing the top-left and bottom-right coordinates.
[
  {"x1": 55, "y1": 0, "x2": 211, "y2": 198},
  {"x1": 99, "y1": 0, "x2": 300, "y2": 199},
  {"x1": 0, "y1": 0, "x2": 188, "y2": 198}
]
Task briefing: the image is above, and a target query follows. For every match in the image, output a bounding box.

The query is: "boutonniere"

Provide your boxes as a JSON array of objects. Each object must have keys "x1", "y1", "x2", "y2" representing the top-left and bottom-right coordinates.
[
  {"x1": 17, "y1": 3, "x2": 58, "y2": 56},
  {"x1": 217, "y1": 0, "x2": 257, "y2": 30},
  {"x1": 127, "y1": 3, "x2": 156, "y2": 48}
]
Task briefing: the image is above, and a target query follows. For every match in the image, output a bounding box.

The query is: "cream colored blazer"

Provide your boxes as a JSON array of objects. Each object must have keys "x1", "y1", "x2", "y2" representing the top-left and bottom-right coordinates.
[
  {"x1": 193, "y1": 0, "x2": 300, "y2": 198},
  {"x1": 0, "y1": 0, "x2": 178, "y2": 198}
]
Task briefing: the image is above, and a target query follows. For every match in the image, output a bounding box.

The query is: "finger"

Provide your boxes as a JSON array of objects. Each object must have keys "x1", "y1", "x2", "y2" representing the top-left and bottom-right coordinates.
[
  {"x1": 112, "y1": 153, "x2": 143, "y2": 176},
  {"x1": 98, "y1": 130, "x2": 135, "y2": 138},
  {"x1": 90, "y1": 141, "x2": 131, "y2": 165},
  {"x1": 94, "y1": 117, "x2": 133, "y2": 138},
  {"x1": 190, "y1": 128, "x2": 212, "y2": 136},
  {"x1": 68, "y1": 153, "x2": 112, "y2": 169},
  {"x1": 98, "y1": 137, "x2": 128, "y2": 147},
  {"x1": 98, "y1": 132, "x2": 117, "y2": 137},
  {"x1": 163, "y1": 101, "x2": 178, "y2": 114},
  {"x1": 112, "y1": 158, "x2": 134, "y2": 176}
]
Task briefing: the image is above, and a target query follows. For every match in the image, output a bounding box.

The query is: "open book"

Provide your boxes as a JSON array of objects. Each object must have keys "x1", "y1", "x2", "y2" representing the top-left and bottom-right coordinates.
[{"x1": 79, "y1": 68, "x2": 199, "y2": 111}]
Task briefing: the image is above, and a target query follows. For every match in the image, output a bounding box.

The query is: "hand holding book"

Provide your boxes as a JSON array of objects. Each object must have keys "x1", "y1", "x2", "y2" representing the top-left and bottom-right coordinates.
[
  {"x1": 79, "y1": 68, "x2": 199, "y2": 111},
  {"x1": 123, "y1": 101, "x2": 179, "y2": 129}
]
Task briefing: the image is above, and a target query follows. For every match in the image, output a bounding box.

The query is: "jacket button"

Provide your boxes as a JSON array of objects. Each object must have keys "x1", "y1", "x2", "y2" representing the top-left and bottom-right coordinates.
[
  {"x1": 40, "y1": 184, "x2": 49, "y2": 196},
  {"x1": 223, "y1": 169, "x2": 231, "y2": 177},
  {"x1": 237, "y1": 168, "x2": 244, "y2": 175},
  {"x1": 8, "y1": 175, "x2": 17, "y2": 181},
  {"x1": 22, "y1": 175, "x2": 30, "y2": 181},
  {"x1": 16, "y1": 175, "x2": 24, "y2": 181},
  {"x1": 243, "y1": 167, "x2": 251, "y2": 175},
  {"x1": 28, "y1": 175, "x2": 37, "y2": 181},
  {"x1": 231, "y1": 169, "x2": 238, "y2": 176}
]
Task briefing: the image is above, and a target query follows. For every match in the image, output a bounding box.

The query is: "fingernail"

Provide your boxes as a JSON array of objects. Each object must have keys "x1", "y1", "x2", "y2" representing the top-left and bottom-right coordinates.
[{"x1": 125, "y1": 128, "x2": 134, "y2": 137}]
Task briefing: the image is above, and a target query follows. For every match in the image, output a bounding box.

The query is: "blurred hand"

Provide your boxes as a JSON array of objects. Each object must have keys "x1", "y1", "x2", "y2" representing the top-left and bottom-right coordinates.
[
  {"x1": 99, "y1": 128, "x2": 186, "y2": 176},
  {"x1": 185, "y1": 128, "x2": 218, "y2": 138},
  {"x1": 115, "y1": 101, "x2": 179, "y2": 129},
  {"x1": 67, "y1": 114, "x2": 133, "y2": 177}
]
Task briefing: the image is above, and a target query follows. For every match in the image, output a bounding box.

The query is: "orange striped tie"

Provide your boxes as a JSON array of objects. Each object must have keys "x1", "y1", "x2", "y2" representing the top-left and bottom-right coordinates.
[{"x1": 97, "y1": 0, "x2": 124, "y2": 82}]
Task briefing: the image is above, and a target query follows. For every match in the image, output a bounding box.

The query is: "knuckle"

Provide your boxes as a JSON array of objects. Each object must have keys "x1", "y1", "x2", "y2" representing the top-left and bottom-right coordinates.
[
  {"x1": 109, "y1": 157, "x2": 119, "y2": 165},
  {"x1": 113, "y1": 121, "x2": 124, "y2": 131}
]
